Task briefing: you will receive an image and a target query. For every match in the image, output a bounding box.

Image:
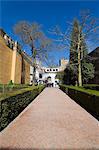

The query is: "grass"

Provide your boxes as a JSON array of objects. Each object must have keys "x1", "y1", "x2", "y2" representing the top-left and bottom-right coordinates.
[
  {"x1": 0, "y1": 83, "x2": 30, "y2": 97},
  {"x1": 0, "y1": 85, "x2": 43, "y2": 101},
  {"x1": 83, "y1": 84, "x2": 99, "y2": 87},
  {"x1": 83, "y1": 84, "x2": 99, "y2": 91},
  {"x1": 62, "y1": 85, "x2": 99, "y2": 96}
]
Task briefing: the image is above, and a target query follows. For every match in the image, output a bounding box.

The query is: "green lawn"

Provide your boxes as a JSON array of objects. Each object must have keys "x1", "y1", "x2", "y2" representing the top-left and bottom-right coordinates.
[{"x1": 62, "y1": 85, "x2": 99, "y2": 96}]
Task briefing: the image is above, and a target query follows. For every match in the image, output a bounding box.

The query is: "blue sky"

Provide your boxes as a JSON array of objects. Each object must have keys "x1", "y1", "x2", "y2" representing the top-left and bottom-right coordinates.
[{"x1": 0, "y1": 0, "x2": 99, "y2": 66}]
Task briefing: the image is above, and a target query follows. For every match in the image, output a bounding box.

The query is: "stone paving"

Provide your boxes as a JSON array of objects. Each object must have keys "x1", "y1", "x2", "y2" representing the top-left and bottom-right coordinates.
[{"x1": 0, "y1": 88, "x2": 99, "y2": 150}]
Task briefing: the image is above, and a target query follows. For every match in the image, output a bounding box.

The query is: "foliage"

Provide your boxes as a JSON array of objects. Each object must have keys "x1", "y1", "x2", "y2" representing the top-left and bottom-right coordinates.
[
  {"x1": 60, "y1": 84, "x2": 99, "y2": 96},
  {"x1": 0, "y1": 84, "x2": 29, "y2": 94},
  {"x1": 83, "y1": 84, "x2": 99, "y2": 91},
  {"x1": 70, "y1": 19, "x2": 79, "y2": 64},
  {"x1": 55, "y1": 71, "x2": 64, "y2": 83},
  {"x1": 82, "y1": 61, "x2": 95, "y2": 83},
  {"x1": 8, "y1": 80, "x2": 13, "y2": 86},
  {"x1": 0, "y1": 85, "x2": 45, "y2": 131},
  {"x1": 64, "y1": 64, "x2": 78, "y2": 85},
  {"x1": 64, "y1": 18, "x2": 95, "y2": 85},
  {"x1": 50, "y1": 11, "x2": 98, "y2": 86}
]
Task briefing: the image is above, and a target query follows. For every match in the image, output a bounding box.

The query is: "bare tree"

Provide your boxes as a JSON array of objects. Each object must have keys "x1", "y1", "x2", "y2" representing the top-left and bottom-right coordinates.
[
  {"x1": 14, "y1": 21, "x2": 52, "y2": 84},
  {"x1": 49, "y1": 10, "x2": 99, "y2": 86},
  {"x1": 77, "y1": 10, "x2": 99, "y2": 86}
]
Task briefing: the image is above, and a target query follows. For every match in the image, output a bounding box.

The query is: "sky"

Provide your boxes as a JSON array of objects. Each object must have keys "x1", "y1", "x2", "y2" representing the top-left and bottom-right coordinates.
[{"x1": 0, "y1": 0, "x2": 99, "y2": 66}]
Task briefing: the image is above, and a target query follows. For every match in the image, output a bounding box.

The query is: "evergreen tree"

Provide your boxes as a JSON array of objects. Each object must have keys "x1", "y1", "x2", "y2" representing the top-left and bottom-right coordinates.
[
  {"x1": 80, "y1": 32, "x2": 94, "y2": 83},
  {"x1": 66, "y1": 19, "x2": 94, "y2": 85},
  {"x1": 70, "y1": 19, "x2": 79, "y2": 64},
  {"x1": 82, "y1": 60, "x2": 94, "y2": 83},
  {"x1": 80, "y1": 32, "x2": 88, "y2": 59},
  {"x1": 68, "y1": 19, "x2": 79, "y2": 85}
]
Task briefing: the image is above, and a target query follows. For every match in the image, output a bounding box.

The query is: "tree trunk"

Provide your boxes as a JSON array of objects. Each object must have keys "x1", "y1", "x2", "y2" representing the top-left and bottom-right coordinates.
[
  {"x1": 77, "y1": 32, "x2": 82, "y2": 87},
  {"x1": 31, "y1": 45, "x2": 36, "y2": 85},
  {"x1": 32, "y1": 55, "x2": 36, "y2": 85}
]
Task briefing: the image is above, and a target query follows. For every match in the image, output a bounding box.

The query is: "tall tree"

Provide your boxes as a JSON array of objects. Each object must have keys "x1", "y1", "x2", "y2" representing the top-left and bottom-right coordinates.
[
  {"x1": 68, "y1": 19, "x2": 88, "y2": 85},
  {"x1": 50, "y1": 10, "x2": 98, "y2": 86},
  {"x1": 68, "y1": 19, "x2": 79, "y2": 85},
  {"x1": 14, "y1": 21, "x2": 51, "y2": 84},
  {"x1": 70, "y1": 19, "x2": 79, "y2": 64},
  {"x1": 70, "y1": 22, "x2": 94, "y2": 86}
]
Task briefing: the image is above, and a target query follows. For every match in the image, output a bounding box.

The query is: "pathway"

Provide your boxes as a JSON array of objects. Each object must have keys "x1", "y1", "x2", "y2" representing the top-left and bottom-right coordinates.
[{"x1": 0, "y1": 88, "x2": 99, "y2": 150}]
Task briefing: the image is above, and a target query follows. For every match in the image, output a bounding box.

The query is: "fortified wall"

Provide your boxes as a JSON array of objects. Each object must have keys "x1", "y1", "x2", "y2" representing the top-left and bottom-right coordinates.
[{"x1": 0, "y1": 29, "x2": 32, "y2": 84}]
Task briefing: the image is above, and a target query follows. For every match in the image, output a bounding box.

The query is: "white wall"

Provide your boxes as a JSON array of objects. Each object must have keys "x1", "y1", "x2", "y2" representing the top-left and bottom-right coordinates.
[
  {"x1": 30, "y1": 66, "x2": 40, "y2": 84},
  {"x1": 30, "y1": 66, "x2": 59, "y2": 87},
  {"x1": 42, "y1": 72, "x2": 59, "y2": 87}
]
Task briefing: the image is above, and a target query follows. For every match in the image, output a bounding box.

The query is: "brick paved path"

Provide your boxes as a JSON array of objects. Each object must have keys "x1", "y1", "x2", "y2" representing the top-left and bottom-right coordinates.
[{"x1": 0, "y1": 88, "x2": 99, "y2": 150}]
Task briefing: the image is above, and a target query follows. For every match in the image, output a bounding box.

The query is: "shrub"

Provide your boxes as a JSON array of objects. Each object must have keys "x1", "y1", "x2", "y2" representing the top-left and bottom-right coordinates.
[
  {"x1": 0, "y1": 85, "x2": 45, "y2": 131},
  {"x1": 60, "y1": 84, "x2": 99, "y2": 120},
  {"x1": 83, "y1": 84, "x2": 99, "y2": 91},
  {"x1": 8, "y1": 80, "x2": 13, "y2": 86},
  {"x1": 0, "y1": 84, "x2": 29, "y2": 94}
]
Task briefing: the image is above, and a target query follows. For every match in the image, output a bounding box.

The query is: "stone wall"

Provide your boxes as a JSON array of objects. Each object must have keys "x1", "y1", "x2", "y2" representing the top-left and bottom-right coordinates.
[
  {"x1": 59, "y1": 59, "x2": 68, "y2": 71},
  {"x1": 14, "y1": 52, "x2": 22, "y2": 84},
  {"x1": 0, "y1": 36, "x2": 13, "y2": 84},
  {"x1": 0, "y1": 30, "x2": 32, "y2": 84},
  {"x1": 24, "y1": 59, "x2": 30, "y2": 84}
]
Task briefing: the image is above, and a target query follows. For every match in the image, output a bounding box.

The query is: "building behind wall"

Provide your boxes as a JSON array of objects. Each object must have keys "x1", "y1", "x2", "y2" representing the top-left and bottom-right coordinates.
[
  {"x1": 30, "y1": 58, "x2": 69, "y2": 87},
  {"x1": 0, "y1": 29, "x2": 32, "y2": 84},
  {"x1": 0, "y1": 29, "x2": 69, "y2": 85},
  {"x1": 59, "y1": 58, "x2": 68, "y2": 71}
]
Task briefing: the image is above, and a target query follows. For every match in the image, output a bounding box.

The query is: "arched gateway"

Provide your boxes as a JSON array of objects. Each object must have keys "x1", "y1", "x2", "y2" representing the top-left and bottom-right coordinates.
[{"x1": 30, "y1": 59, "x2": 68, "y2": 87}]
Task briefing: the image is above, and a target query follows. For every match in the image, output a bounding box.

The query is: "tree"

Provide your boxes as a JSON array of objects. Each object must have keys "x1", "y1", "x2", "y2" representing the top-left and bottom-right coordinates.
[
  {"x1": 80, "y1": 35, "x2": 94, "y2": 84},
  {"x1": 65, "y1": 19, "x2": 89, "y2": 86},
  {"x1": 70, "y1": 19, "x2": 79, "y2": 64},
  {"x1": 14, "y1": 21, "x2": 51, "y2": 84},
  {"x1": 82, "y1": 60, "x2": 95, "y2": 83},
  {"x1": 50, "y1": 10, "x2": 98, "y2": 86},
  {"x1": 55, "y1": 71, "x2": 64, "y2": 84},
  {"x1": 69, "y1": 19, "x2": 79, "y2": 85},
  {"x1": 70, "y1": 20, "x2": 95, "y2": 86}
]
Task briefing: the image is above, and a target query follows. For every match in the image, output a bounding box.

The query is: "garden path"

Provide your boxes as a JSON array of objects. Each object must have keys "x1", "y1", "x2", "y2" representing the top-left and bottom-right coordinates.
[{"x1": 0, "y1": 88, "x2": 99, "y2": 150}]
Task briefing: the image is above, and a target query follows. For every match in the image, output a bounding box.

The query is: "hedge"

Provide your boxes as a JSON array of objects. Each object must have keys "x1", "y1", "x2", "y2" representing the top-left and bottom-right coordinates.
[
  {"x1": 0, "y1": 85, "x2": 45, "y2": 131},
  {"x1": 0, "y1": 84, "x2": 29, "y2": 93},
  {"x1": 60, "y1": 84, "x2": 99, "y2": 120},
  {"x1": 83, "y1": 84, "x2": 99, "y2": 91}
]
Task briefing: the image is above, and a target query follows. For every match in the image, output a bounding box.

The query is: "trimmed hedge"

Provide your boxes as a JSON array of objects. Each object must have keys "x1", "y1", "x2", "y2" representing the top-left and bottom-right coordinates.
[
  {"x1": 60, "y1": 84, "x2": 99, "y2": 120},
  {"x1": 0, "y1": 84, "x2": 29, "y2": 93},
  {"x1": 83, "y1": 84, "x2": 99, "y2": 91},
  {"x1": 0, "y1": 85, "x2": 45, "y2": 131}
]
